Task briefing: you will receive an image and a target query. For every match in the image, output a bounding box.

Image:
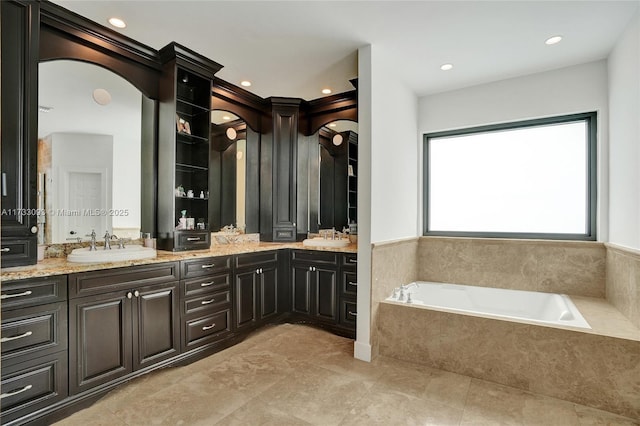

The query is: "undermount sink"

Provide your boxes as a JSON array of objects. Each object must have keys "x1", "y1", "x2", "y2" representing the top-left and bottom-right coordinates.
[
  {"x1": 67, "y1": 245, "x2": 157, "y2": 263},
  {"x1": 302, "y1": 238, "x2": 350, "y2": 248}
]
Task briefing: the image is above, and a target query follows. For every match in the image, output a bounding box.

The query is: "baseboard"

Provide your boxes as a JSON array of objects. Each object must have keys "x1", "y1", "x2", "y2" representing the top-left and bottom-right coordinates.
[{"x1": 354, "y1": 340, "x2": 372, "y2": 362}]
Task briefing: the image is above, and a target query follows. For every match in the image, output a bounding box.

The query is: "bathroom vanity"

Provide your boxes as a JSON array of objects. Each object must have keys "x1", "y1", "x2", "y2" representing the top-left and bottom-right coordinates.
[{"x1": 0, "y1": 243, "x2": 357, "y2": 425}]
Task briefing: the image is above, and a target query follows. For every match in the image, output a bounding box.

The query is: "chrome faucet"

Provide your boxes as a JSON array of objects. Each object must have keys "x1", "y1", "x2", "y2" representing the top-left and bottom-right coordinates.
[
  {"x1": 104, "y1": 231, "x2": 117, "y2": 250},
  {"x1": 85, "y1": 229, "x2": 97, "y2": 251}
]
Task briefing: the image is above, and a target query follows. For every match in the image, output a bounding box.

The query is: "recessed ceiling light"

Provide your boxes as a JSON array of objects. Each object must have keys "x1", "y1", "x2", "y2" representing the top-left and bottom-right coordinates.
[
  {"x1": 108, "y1": 17, "x2": 126, "y2": 29},
  {"x1": 440, "y1": 63, "x2": 453, "y2": 71},
  {"x1": 38, "y1": 105, "x2": 53, "y2": 113},
  {"x1": 545, "y1": 35, "x2": 563, "y2": 45},
  {"x1": 328, "y1": 123, "x2": 337, "y2": 128},
  {"x1": 222, "y1": 115, "x2": 231, "y2": 121},
  {"x1": 240, "y1": 80, "x2": 252, "y2": 87},
  {"x1": 322, "y1": 88, "x2": 332, "y2": 94}
]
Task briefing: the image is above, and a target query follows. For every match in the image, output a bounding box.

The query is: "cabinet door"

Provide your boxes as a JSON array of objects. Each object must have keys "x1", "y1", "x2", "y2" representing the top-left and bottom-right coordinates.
[
  {"x1": 234, "y1": 269, "x2": 257, "y2": 330},
  {"x1": 69, "y1": 292, "x2": 133, "y2": 395},
  {"x1": 0, "y1": 0, "x2": 38, "y2": 267},
  {"x1": 259, "y1": 265, "x2": 279, "y2": 321},
  {"x1": 291, "y1": 264, "x2": 312, "y2": 315},
  {"x1": 314, "y1": 267, "x2": 337, "y2": 321},
  {"x1": 132, "y1": 282, "x2": 180, "y2": 370}
]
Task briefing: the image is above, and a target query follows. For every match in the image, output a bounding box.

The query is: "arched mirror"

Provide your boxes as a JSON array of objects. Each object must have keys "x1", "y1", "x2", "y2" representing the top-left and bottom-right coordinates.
[
  {"x1": 310, "y1": 119, "x2": 358, "y2": 233},
  {"x1": 37, "y1": 60, "x2": 146, "y2": 244},
  {"x1": 210, "y1": 110, "x2": 257, "y2": 233}
]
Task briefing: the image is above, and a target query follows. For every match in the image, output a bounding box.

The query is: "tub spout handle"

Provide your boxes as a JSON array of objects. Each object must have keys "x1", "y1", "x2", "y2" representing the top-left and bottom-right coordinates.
[
  {"x1": 398, "y1": 288, "x2": 405, "y2": 301},
  {"x1": 406, "y1": 293, "x2": 412, "y2": 304}
]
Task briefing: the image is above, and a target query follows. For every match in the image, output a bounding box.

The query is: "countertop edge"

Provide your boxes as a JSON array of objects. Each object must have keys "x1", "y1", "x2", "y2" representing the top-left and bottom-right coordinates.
[{"x1": 1, "y1": 242, "x2": 357, "y2": 282}]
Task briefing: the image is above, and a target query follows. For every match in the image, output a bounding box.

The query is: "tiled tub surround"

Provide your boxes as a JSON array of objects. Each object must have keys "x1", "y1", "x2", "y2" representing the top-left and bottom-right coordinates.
[
  {"x1": 371, "y1": 237, "x2": 640, "y2": 419},
  {"x1": 378, "y1": 302, "x2": 640, "y2": 420},
  {"x1": 607, "y1": 243, "x2": 640, "y2": 329}
]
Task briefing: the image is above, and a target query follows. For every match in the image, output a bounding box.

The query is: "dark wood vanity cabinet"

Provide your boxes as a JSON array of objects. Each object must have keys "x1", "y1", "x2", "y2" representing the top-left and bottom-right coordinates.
[
  {"x1": 290, "y1": 250, "x2": 339, "y2": 323},
  {"x1": 0, "y1": 0, "x2": 39, "y2": 268},
  {"x1": 234, "y1": 251, "x2": 284, "y2": 331},
  {"x1": 289, "y1": 250, "x2": 356, "y2": 337},
  {"x1": 68, "y1": 263, "x2": 180, "y2": 395},
  {"x1": 1, "y1": 275, "x2": 69, "y2": 425},
  {"x1": 180, "y1": 256, "x2": 233, "y2": 351},
  {"x1": 156, "y1": 43, "x2": 222, "y2": 251}
]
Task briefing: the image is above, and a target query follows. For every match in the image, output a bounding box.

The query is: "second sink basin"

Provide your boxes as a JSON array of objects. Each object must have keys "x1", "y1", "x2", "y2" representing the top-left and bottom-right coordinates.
[
  {"x1": 67, "y1": 245, "x2": 157, "y2": 263},
  {"x1": 302, "y1": 238, "x2": 350, "y2": 248}
]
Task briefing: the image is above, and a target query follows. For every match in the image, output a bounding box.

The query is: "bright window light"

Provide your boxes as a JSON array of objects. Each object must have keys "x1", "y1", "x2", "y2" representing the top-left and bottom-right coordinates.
[{"x1": 424, "y1": 113, "x2": 596, "y2": 239}]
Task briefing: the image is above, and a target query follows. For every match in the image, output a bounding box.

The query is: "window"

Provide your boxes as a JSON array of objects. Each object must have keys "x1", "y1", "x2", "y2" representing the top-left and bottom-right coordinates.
[{"x1": 424, "y1": 112, "x2": 597, "y2": 240}]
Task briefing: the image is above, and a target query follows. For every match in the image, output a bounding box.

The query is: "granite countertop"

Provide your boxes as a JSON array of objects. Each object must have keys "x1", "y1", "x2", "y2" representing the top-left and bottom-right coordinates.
[{"x1": 1, "y1": 242, "x2": 357, "y2": 282}]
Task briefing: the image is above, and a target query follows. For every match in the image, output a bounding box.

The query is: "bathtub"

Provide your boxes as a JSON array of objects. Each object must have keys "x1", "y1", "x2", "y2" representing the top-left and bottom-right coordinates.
[{"x1": 386, "y1": 281, "x2": 591, "y2": 329}]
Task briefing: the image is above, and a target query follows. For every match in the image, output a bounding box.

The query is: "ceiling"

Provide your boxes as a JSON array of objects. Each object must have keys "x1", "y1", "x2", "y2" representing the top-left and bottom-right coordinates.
[{"x1": 52, "y1": 1, "x2": 638, "y2": 101}]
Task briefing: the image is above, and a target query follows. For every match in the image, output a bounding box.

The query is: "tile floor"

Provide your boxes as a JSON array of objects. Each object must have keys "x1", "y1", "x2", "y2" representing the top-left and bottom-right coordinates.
[{"x1": 55, "y1": 324, "x2": 638, "y2": 425}]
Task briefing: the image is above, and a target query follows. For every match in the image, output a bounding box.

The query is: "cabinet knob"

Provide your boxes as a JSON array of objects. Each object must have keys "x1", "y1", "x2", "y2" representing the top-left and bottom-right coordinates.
[
  {"x1": 127, "y1": 292, "x2": 132, "y2": 299},
  {"x1": 134, "y1": 290, "x2": 140, "y2": 297},
  {"x1": 0, "y1": 247, "x2": 11, "y2": 253},
  {"x1": 30, "y1": 225, "x2": 38, "y2": 234}
]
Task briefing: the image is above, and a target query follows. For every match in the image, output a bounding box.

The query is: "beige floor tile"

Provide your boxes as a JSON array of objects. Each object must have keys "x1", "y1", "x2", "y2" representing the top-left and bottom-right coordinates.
[
  {"x1": 53, "y1": 324, "x2": 638, "y2": 426},
  {"x1": 574, "y1": 404, "x2": 640, "y2": 425},
  {"x1": 339, "y1": 389, "x2": 463, "y2": 426}
]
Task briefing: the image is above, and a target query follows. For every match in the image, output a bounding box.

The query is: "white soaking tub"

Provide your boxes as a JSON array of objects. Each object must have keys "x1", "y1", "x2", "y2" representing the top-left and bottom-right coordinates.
[{"x1": 386, "y1": 281, "x2": 591, "y2": 329}]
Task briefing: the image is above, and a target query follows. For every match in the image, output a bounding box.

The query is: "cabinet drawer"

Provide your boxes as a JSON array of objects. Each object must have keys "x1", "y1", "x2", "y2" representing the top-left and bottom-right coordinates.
[
  {"x1": 181, "y1": 256, "x2": 232, "y2": 279},
  {"x1": 341, "y1": 271, "x2": 358, "y2": 297},
  {"x1": 234, "y1": 251, "x2": 278, "y2": 269},
  {"x1": 183, "y1": 291, "x2": 230, "y2": 316},
  {"x1": 342, "y1": 253, "x2": 358, "y2": 269},
  {"x1": 0, "y1": 237, "x2": 37, "y2": 269},
  {"x1": 69, "y1": 262, "x2": 179, "y2": 298},
  {"x1": 183, "y1": 310, "x2": 231, "y2": 349},
  {"x1": 0, "y1": 352, "x2": 68, "y2": 424},
  {"x1": 1, "y1": 275, "x2": 67, "y2": 311},
  {"x1": 182, "y1": 273, "x2": 230, "y2": 297},
  {"x1": 174, "y1": 231, "x2": 211, "y2": 251},
  {"x1": 291, "y1": 250, "x2": 338, "y2": 265},
  {"x1": 1, "y1": 303, "x2": 67, "y2": 366},
  {"x1": 339, "y1": 298, "x2": 357, "y2": 328}
]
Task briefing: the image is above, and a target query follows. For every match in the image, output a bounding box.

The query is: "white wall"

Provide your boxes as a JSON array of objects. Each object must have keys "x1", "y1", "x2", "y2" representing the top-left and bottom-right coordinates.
[
  {"x1": 369, "y1": 50, "x2": 420, "y2": 243},
  {"x1": 608, "y1": 12, "x2": 640, "y2": 250},
  {"x1": 418, "y1": 61, "x2": 610, "y2": 240}
]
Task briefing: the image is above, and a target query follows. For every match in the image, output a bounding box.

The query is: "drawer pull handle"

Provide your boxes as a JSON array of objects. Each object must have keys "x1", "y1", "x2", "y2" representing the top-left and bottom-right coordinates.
[
  {"x1": 202, "y1": 323, "x2": 217, "y2": 330},
  {"x1": 201, "y1": 298, "x2": 215, "y2": 305},
  {"x1": 348, "y1": 311, "x2": 358, "y2": 316},
  {"x1": 348, "y1": 281, "x2": 358, "y2": 286},
  {"x1": 200, "y1": 281, "x2": 215, "y2": 287},
  {"x1": 0, "y1": 247, "x2": 10, "y2": 252},
  {"x1": 348, "y1": 259, "x2": 357, "y2": 264},
  {"x1": 0, "y1": 331, "x2": 33, "y2": 343},
  {"x1": 201, "y1": 264, "x2": 215, "y2": 269},
  {"x1": 187, "y1": 237, "x2": 201, "y2": 241},
  {"x1": 1, "y1": 384, "x2": 33, "y2": 400},
  {"x1": 1, "y1": 290, "x2": 32, "y2": 300}
]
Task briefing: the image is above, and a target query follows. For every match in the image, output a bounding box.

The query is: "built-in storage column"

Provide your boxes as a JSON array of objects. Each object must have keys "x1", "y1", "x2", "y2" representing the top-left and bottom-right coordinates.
[
  {"x1": 261, "y1": 98, "x2": 302, "y2": 241},
  {"x1": 156, "y1": 43, "x2": 222, "y2": 251},
  {"x1": 1, "y1": 275, "x2": 69, "y2": 424},
  {"x1": 0, "y1": 0, "x2": 39, "y2": 267}
]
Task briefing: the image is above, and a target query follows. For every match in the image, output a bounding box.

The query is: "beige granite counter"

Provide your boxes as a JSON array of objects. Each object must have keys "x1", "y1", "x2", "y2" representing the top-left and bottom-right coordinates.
[{"x1": 0, "y1": 242, "x2": 357, "y2": 282}]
